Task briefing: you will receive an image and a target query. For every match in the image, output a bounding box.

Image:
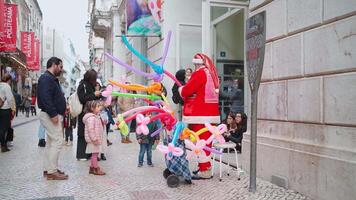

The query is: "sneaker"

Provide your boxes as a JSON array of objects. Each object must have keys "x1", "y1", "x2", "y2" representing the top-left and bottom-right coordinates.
[
  {"x1": 137, "y1": 163, "x2": 143, "y2": 167},
  {"x1": 148, "y1": 163, "x2": 154, "y2": 167},
  {"x1": 7, "y1": 142, "x2": 13, "y2": 147}
]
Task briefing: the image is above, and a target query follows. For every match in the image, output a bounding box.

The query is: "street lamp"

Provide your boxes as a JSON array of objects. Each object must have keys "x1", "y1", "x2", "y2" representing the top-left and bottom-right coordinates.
[{"x1": 85, "y1": 21, "x2": 91, "y2": 33}]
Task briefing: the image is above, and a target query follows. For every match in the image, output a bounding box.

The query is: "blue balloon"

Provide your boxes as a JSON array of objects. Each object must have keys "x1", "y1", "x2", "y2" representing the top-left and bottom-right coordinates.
[
  {"x1": 171, "y1": 122, "x2": 185, "y2": 146},
  {"x1": 121, "y1": 35, "x2": 164, "y2": 74}
]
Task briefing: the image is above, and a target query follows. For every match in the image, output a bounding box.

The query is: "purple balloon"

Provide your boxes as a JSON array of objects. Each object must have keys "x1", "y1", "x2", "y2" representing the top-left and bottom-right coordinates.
[
  {"x1": 150, "y1": 127, "x2": 163, "y2": 137},
  {"x1": 203, "y1": 146, "x2": 222, "y2": 155},
  {"x1": 160, "y1": 31, "x2": 172, "y2": 67},
  {"x1": 105, "y1": 53, "x2": 157, "y2": 79}
]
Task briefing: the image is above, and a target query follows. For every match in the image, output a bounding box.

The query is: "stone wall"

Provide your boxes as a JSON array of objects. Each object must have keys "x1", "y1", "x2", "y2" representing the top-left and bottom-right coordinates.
[{"x1": 242, "y1": 1, "x2": 356, "y2": 200}]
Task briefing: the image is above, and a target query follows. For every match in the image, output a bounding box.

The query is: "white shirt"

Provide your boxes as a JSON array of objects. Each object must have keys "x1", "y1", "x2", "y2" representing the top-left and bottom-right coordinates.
[{"x1": 0, "y1": 82, "x2": 15, "y2": 110}]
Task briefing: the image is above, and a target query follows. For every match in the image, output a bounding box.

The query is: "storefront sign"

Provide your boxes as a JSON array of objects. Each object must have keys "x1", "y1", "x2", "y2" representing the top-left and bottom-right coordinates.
[
  {"x1": 0, "y1": 4, "x2": 18, "y2": 52},
  {"x1": 246, "y1": 11, "x2": 266, "y2": 91},
  {"x1": 21, "y1": 32, "x2": 35, "y2": 68}
]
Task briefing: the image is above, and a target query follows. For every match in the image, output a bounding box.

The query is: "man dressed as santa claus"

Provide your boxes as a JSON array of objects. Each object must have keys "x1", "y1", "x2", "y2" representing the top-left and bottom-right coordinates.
[{"x1": 179, "y1": 53, "x2": 220, "y2": 179}]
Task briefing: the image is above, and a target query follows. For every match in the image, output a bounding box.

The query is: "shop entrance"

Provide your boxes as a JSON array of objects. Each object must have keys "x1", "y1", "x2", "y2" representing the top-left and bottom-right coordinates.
[{"x1": 202, "y1": 0, "x2": 248, "y2": 119}]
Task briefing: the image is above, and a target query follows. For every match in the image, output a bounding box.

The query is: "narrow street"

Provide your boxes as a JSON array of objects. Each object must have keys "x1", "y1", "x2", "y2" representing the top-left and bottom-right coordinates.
[{"x1": 0, "y1": 114, "x2": 309, "y2": 200}]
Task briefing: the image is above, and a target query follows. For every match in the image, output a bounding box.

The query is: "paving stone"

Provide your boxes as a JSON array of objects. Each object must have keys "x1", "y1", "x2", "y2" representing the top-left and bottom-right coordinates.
[{"x1": 0, "y1": 118, "x2": 311, "y2": 200}]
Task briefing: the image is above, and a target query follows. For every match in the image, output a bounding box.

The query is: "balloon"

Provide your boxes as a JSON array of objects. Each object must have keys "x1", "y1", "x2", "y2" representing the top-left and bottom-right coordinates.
[
  {"x1": 164, "y1": 69, "x2": 182, "y2": 87},
  {"x1": 117, "y1": 115, "x2": 129, "y2": 136},
  {"x1": 171, "y1": 122, "x2": 185, "y2": 145},
  {"x1": 160, "y1": 31, "x2": 171, "y2": 67},
  {"x1": 111, "y1": 92, "x2": 162, "y2": 101},
  {"x1": 203, "y1": 146, "x2": 222, "y2": 155},
  {"x1": 121, "y1": 35, "x2": 164, "y2": 74},
  {"x1": 157, "y1": 143, "x2": 184, "y2": 160},
  {"x1": 109, "y1": 80, "x2": 162, "y2": 95},
  {"x1": 136, "y1": 114, "x2": 150, "y2": 135},
  {"x1": 121, "y1": 106, "x2": 158, "y2": 118},
  {"x1": 185, "y1": 139, "x2": 207, "y2": 162},
  {"x1": 101, "y1": 85, "x2": 113, "y2": 105},
  {"x1": 105, "y1": 53, "x2": 157, "y2": 79},
  {"x1": 205, "y1": 123, "x2": 227, "y2": 144},
  {"x1": 125, "y1": 108, "x2": 166, "y2": 123},
  {"x1": 150, "y1": 126, "x2": 163, "y2": 137}
]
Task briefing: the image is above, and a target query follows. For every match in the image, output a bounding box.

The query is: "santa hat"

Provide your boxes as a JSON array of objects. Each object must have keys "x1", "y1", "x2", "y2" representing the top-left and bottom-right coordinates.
[{"x1": 192, "y1": 53, "x2": 220, "y2": 92}]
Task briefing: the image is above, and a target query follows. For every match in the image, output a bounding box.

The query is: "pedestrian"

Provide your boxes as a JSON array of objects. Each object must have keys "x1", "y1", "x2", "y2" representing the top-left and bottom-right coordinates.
[
  {"x1": 83, "y1": 100, "x2": 106, "y2": 175},
  {"x1": 31, "y1": 95, "x2": 37, "y2": 116},
  {"x1": 185, "y1": 67, "x2": 192, "y2": 82},
  {"x1": 23, "y1": 95, "x2": 31, "y2": 117},
  {"x1": 179, "y1": 53, "x2": 220, "y2": 180},
  {"x1": 0, "y1": 74, "x2": 16, "y2": 153},
  {"x1": 118, "y1": 86, "x2": 135, "y2": 143},
  {"x1": 64, "y1": 103, "x2": 76, "y2": 146},
  {"x1": 76, "y1": 69, "x2": 101, "y2": 160},
  {"x1": 171, "y1": 69, "x2": 186, "y2": 105},
  {"x1": 37, "y1": 57, "x2": 68, "y2": 180},
  {"x1": 97, "y1": 100, "x2": 109, "y2": 161},
  {"x1": 13, "y1": 90, "x2": 21, "y2": 117},
  {"x1": 136, "y1": 113, "x2": 160, "y2": 167}
]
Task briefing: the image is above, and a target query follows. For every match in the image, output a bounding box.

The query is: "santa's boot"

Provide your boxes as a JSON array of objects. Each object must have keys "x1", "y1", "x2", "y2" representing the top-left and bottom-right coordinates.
[{"x1": 192, "y1": 168, "x2": 212, "y2": 180}]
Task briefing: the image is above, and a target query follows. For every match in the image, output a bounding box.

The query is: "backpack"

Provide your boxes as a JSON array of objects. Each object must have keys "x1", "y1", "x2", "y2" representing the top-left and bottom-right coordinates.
[{"x1": 68, "y1": 92, "x2": 82, "y2": 117}]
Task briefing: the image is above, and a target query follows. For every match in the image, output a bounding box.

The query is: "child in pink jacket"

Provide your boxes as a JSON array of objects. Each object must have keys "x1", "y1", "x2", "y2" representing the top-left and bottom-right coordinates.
[{"x1": 83, "y1": 100, "x2": 107, "y2": 175}]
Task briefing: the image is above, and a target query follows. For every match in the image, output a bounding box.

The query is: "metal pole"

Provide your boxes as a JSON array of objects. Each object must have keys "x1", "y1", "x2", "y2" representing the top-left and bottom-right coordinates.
[
  {"x1": 249, "y1": 90, "x2": 258, "y2": 192},
  {"x1": 52, "y1": 29, "x2": 55, "y2": 56}
]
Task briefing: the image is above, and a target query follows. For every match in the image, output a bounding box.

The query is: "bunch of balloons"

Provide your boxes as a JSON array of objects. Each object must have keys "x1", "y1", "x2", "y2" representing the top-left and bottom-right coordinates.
[{"x1": 103, "y1": 31, "x2": 227, "y2": 161}]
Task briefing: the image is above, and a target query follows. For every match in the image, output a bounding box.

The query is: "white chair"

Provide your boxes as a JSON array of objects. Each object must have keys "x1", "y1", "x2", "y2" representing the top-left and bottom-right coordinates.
[{"x1": 211, "y1": 142, "x2": 241, "y2": 181}]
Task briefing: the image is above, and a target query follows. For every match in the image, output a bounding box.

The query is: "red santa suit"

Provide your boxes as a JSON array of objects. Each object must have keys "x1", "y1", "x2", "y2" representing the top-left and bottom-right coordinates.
[{"x1": 179, "y1": 53, "x2": 220, "y2": 173}]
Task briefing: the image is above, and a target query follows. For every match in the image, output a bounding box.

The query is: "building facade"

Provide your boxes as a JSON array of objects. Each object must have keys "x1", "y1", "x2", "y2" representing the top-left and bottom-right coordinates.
[
  {"x1": 0, "y1": 0, "x2": 43, "y2": 97},
  {"x1": 87, "y1": 1, "x2": 356, "y2": 199}
]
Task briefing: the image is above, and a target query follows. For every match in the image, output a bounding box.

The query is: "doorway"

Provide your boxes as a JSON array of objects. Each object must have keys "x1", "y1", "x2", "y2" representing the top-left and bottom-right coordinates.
[{"x1": 202, "y1": 0, "x2": 248, "y2": 120}]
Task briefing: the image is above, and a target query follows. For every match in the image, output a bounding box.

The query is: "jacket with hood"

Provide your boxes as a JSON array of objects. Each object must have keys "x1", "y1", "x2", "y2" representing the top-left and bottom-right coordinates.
[{"x1": 83, "y1": 112, "x2": 104, "y2": 145}]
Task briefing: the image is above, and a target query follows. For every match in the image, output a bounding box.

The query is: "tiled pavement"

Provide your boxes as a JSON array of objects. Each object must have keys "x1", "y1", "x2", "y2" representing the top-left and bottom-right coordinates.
[{"x1": 0, "y1": 116, "x2": 312, "y2": 200}]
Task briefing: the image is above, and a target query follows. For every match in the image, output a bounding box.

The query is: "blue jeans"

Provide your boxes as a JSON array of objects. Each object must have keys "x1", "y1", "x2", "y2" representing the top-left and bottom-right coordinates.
[
  {"x1": 38, "y1": 122, "x2": 45, "y2": 140},
  {"x1": 138, "y1": 143, "x2": 152, "y2": 165}
]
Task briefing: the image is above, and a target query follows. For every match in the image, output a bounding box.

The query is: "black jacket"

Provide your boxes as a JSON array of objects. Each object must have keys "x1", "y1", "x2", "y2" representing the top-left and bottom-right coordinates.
[
  {"x1": 37, "y1": 71, "x2": 66, "y2": 118},
  {"x1": 77, "y1": 80, "x2": 99, "y2": 106}
]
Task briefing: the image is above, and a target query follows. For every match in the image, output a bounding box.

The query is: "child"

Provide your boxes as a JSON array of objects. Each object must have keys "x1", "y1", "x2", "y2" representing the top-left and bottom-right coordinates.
[
  {"x1": 83, "y1": 100, "x2": 107, "y2": 175},
  {"x1": 64, "y1": 103, "x2": 76, "y2": 146},
  {"x1": 136, "y1": 113, "x2": 160, "y2": 167}
]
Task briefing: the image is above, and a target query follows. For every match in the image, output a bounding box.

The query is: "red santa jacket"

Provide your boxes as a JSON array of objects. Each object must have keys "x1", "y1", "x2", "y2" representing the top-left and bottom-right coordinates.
[{"x1": 179, "y1": 67, "x2": 220, "y2": 124}]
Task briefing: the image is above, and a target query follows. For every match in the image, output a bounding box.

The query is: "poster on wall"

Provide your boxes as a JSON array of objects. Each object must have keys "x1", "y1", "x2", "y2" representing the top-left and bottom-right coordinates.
[
  {"x1": 126, "y1": 0, "x2": 162, "y2": 36},
  {"x1": 0, "y1": 4, "x2": 18, "y2": 52}
]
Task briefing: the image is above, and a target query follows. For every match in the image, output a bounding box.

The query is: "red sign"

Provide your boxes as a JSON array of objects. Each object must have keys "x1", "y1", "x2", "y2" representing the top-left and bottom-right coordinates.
[
  {"x1": 29, "y1": 39, "x2": 40, "y2": 71},
  {"x1": 21, "y1": 32, "x2": 35, "y2": 68},
  {"x1": 0, "y1": 0, "x2": 4, "y2": 35},
  {"x1": 0, "y1": 4, "x2": 17, "y2": 52}
]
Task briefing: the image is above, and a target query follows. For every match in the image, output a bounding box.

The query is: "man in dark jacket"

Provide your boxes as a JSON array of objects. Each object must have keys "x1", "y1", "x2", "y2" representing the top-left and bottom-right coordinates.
[{"x1": 37, "y1": 57, "x2": 68, "y2": 180}]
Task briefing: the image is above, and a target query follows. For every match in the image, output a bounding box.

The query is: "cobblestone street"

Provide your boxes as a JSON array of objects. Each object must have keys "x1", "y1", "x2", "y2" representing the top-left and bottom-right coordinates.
[{"x1": 0, "y1": 115, "x2": 311, "y2": 200}]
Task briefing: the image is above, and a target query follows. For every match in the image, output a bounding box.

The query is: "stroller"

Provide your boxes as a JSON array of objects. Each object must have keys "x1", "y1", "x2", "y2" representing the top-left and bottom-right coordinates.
[{"x1": 162, "y1": 134, "x2": 192, "y2": 188}]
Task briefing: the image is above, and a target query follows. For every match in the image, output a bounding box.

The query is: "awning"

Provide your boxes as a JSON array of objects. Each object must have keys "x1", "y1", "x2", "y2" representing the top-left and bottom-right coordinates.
[{"x1": 0, "y1": 48, "x2": 28, "y2": 71}]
